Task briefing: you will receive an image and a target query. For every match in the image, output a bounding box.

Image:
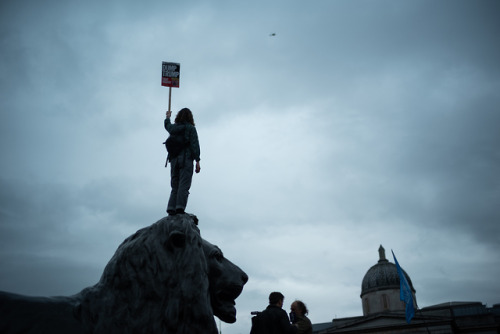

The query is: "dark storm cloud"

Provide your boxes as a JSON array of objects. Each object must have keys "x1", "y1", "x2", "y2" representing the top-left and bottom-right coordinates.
[
  {"x1": 0, "y1": 176, "x2": 166, "y2": 295},
  {"x1": 383, "y1": 90, "x2": 500, "y2": 244},
  {"x1": 1, "y1": 1, "x2": 500, "y2": 333}
]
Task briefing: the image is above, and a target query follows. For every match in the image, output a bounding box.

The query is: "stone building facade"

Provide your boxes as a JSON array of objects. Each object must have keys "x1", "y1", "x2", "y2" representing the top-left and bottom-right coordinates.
[{"x1": 312, "y1": 245, "x2": 500, "y2": 334}]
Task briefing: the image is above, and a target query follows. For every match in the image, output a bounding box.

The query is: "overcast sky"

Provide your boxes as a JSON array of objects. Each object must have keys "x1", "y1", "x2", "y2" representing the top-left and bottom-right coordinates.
[{"x1": 1, "y1": 0, "x2": 499, "y2": 333}]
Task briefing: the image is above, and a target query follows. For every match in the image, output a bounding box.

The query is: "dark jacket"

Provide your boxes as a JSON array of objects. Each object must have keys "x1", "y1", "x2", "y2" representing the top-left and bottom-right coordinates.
[
  {"x1": 164, "y1": 118, "x2": 201, "y2": 162},
  {"x1": 250, "y1": 305, "x2": 298, "y2": 334},
  {"x1": 294, "y1": 315, "x2": 312, "y2": 334}
]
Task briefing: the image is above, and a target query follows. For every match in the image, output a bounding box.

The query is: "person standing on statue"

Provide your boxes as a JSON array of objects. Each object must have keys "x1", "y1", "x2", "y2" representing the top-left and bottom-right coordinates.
[
  {"x1": 289, "y1": 300, "x2": 312, "y2": 334},
  {"x1": 164, "y1": 107, "x2": 201, "y2": 215},
  {"x1": 250, "y1": 292, "x2": 298, "y2": 334}
]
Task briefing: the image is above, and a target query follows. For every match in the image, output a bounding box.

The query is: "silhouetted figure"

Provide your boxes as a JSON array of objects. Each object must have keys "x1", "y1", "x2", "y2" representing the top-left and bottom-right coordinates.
[
  {"x1": 290, "y1": 300, "x2": 312, "y2": 334},
  {"x1": 164, "y1": 108, "x2": 201, "y2": 215},
  {"x1": 250, "y1": 292, "x2": 297, "y2": 334},
  {"x1": 0, "y1": 215, "x2": 248, "y2": 334}
]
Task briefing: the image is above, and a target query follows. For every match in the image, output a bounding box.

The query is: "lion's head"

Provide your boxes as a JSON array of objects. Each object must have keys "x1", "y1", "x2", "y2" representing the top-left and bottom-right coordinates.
[
  {"x1": 203, "y1": 239, "x2": 248, "y2": 323},
  {"x1": 77, "y1": 214, "x2": 248, "y2": 334}
]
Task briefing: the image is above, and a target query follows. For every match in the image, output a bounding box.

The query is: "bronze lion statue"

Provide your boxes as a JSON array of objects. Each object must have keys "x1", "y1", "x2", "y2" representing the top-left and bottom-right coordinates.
[{"x1": 0, "y1": 214, "x2": 248, "y2": 334}]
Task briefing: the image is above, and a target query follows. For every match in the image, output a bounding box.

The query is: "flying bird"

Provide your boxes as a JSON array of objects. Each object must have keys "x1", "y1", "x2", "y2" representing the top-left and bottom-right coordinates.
[{"x1": 269, "y1": 33, "x2": 276, "y2": 36}]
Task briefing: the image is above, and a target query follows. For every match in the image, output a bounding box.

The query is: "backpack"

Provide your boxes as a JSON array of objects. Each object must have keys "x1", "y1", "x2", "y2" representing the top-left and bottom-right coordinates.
[
  {"x1": 250, "y1": 311, "x2": 273, "y2": 334},
  {"x1": 250, "y1": 312, "x2": 266, "y2": 334},
  {"x1": 163, "y1": 125, "x2": 189, "y2": 161}
]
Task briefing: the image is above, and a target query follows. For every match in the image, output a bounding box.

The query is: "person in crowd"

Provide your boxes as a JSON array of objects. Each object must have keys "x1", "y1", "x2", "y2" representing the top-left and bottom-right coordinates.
[
  {"x1": 290, "y1": 300, "x2": 312, "y2": 334},
  {"x1": 250, "y1": 292, "x2": 298, "y2": 334}
]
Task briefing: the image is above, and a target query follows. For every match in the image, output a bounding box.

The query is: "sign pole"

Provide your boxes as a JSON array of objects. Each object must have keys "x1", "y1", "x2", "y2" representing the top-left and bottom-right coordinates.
[
  {"x1": 161, "y1": 61, "x2": 180, "y2": 113},
  {"x1": 168, "y1": 86, "x2": 172, "y2": 112}
]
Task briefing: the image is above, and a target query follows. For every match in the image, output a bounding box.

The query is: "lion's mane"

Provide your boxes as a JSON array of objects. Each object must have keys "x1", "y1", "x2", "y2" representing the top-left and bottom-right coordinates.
[{"x1": 0, "y1": 214, "x2": 248, "y2": 334}]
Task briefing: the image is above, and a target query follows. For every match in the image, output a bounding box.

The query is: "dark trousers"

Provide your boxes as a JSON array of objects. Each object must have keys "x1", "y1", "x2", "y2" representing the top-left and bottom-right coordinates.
[{"x1": 167, "y1": 154, "x2": 194, "y2": 212}]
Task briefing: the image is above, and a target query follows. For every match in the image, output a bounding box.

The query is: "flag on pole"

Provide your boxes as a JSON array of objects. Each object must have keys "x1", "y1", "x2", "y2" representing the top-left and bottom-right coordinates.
[{"x1": 392, "y1": 250, "x2": 415, "y2": 323}]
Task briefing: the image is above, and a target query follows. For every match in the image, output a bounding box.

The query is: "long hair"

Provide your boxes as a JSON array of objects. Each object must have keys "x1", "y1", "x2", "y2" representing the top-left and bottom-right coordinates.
[
  {"x1": 175, "y1": 108, "x2": 195, "y2": 126},
  {"x1": 294, "y1": 300, "x2": 309, "y2": 315}
]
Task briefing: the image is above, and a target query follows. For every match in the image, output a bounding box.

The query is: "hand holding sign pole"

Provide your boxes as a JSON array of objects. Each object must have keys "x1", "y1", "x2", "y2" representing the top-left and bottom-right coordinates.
[{"x1": 161, "y1": 62, "x2": 180, "y2": 112}]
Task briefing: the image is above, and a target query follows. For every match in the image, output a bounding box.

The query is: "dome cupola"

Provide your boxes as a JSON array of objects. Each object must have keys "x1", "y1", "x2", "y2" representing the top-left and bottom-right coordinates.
[{"x1": 360, "y1": 245, "x2": 416, "y2": 315}]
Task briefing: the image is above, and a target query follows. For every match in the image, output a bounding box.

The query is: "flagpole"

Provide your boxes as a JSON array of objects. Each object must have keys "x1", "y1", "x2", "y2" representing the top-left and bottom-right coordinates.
[
  {"x1": 416, "y1": 306, "x2": 432, "y2": 334},
  {"x1": 391, "y1": 250, "x2": 415, "y2": 323},
  {"x1": 392, "y1": 250, "x2": 431, "y2": 334}
]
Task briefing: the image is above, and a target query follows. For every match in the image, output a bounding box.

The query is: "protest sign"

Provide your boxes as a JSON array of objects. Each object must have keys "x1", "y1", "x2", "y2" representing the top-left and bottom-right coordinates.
[
  {"x1": 161, "y1": 61, "x2": 180, "y2": 111},
  {"x1": 162, "y1": 62, "x2": 180, "y2": 88}
]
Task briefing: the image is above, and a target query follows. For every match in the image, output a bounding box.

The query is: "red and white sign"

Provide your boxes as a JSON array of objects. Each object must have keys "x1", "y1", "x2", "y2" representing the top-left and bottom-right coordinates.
[{"x1": 161, "y1": 62, "x2": 180, "y2": 88}]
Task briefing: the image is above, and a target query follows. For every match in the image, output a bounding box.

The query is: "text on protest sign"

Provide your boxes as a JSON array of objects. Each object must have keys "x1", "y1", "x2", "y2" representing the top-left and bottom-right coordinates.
[{"x1": 161, "y1": 62, "x2": 180, "y2": 88}]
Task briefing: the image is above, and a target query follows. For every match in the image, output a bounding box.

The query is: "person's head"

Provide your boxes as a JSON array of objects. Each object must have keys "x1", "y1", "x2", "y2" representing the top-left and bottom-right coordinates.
[
  {"x1": 269, "y1": 292, "x2": 285, "y2": 308},
  {"x1": 290, "y1": 300, "x2": 308, "y2": 316},
  {"x1": 175, "y1": 107, "x2": 195, "y2": 126}
]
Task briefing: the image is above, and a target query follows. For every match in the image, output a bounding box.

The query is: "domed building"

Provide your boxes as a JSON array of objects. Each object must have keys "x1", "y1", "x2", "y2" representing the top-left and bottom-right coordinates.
[
  {"x1": 360, "y1": 245, "x2": 416, "y2": 316},
  {"x1": 312, "y1": 245, "x2": 500, "y2": 334}
]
